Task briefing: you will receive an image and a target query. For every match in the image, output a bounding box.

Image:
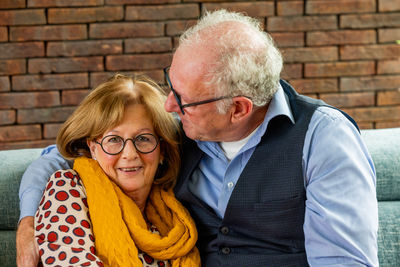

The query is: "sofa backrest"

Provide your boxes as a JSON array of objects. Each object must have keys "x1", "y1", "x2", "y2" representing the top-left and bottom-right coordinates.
[
  {"x1": 0, "y1": 148, "x2": 42, "y2": 230},
  {"x1": 361, "y1": 127, "x2": 400, "y2": 201}
]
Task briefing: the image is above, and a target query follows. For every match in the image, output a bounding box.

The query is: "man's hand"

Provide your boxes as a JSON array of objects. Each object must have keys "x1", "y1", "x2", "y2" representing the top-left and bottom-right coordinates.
[{"x1": 16, "y1": 216, "x2": 39, "y2": 267}]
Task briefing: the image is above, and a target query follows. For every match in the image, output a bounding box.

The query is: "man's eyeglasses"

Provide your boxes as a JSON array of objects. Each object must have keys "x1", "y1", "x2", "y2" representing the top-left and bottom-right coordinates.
[
  {"x1": 163, "y1": 67, "x2": 232, "y2": 115},
  {"x1": 94, "y1": 133, "x2": 160, "y2": 155}
]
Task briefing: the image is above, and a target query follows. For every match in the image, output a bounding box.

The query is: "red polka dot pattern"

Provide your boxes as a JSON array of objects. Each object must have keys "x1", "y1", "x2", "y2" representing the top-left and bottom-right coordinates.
[{"x1": 34, "y1": 169, "x2": 102, "y2": 266}]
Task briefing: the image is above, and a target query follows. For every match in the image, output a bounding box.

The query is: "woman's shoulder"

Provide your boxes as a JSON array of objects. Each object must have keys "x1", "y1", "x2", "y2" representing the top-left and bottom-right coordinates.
[{"x1": 49, "y1": 169, "x2": 83, "y2": 186}]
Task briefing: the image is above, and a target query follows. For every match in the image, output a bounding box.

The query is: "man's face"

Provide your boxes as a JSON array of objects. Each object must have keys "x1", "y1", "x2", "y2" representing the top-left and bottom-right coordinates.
[{"x1": 164, "y1": 45, "x2": 231, "y2": 141}]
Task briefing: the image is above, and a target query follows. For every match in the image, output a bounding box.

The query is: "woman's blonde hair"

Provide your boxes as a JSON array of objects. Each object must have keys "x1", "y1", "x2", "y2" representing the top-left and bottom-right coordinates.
[{"x1": 57, "y1": 74, "x2": 181, "y2": 189}]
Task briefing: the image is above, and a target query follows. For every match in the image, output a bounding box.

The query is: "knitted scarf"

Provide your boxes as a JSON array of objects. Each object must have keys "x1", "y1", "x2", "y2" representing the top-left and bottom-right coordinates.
[{"x1": 73, "y1": 157, "x2": 200, "y2": 267}]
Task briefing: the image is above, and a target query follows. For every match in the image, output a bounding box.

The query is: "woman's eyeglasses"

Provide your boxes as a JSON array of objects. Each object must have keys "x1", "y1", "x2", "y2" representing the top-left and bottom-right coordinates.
[{"x1": 94, "y1": 133, "x2": 160, "y2": 155}]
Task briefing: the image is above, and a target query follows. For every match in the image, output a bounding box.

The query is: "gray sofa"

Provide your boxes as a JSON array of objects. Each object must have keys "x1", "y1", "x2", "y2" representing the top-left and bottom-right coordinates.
[{"x1": 1, "y1": 128, "x2": 399, "y2": 266}]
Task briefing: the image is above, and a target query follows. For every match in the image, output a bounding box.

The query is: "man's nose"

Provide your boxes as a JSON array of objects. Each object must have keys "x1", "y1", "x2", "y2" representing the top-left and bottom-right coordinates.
[{"x1": 164, "y1": 91, "x2": 179, "y2": 113}]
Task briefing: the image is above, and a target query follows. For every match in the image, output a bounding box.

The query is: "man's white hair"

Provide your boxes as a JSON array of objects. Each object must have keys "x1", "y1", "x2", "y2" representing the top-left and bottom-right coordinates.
[{"x1": 179, "y1": 9, "x2": 283, "y2": 113}]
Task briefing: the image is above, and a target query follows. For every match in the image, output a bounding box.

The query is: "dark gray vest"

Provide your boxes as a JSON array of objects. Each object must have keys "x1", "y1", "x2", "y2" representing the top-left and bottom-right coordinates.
[{"x1": 174, "y1": 80, "x2": 358, "y2": 267}]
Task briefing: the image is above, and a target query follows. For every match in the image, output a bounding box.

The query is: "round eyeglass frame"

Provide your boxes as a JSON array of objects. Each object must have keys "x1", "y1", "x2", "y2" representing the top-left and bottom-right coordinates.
[{"x1": 94, "y1": 133, "x2": 160, "y2": 155}]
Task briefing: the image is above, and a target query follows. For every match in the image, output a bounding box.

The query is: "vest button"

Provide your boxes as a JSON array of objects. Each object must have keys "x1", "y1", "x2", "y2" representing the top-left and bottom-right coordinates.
[
  {"x1": 220, "y1": 226, "x2": 229, "y2": 235},
  {"x1": 221, "y1": 247, "x2": 231, "y2": 255}
]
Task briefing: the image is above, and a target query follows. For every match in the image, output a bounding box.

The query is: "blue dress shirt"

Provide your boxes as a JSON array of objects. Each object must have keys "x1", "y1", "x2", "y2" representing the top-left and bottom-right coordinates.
[{"x1": 19, "y1": 86, "x2": 378, "y2": 266}]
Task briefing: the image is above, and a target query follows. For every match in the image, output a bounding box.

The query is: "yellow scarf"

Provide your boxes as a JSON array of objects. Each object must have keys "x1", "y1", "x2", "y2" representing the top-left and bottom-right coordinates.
[{"x1": 74, "y1": 157, "x2": 200, "y2": 267}]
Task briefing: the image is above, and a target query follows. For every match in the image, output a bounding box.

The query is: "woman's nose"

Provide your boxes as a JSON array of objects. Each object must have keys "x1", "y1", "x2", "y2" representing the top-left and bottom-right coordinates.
[{"x1": 121, "y1": 139, "x2": 138, "y2": 159}]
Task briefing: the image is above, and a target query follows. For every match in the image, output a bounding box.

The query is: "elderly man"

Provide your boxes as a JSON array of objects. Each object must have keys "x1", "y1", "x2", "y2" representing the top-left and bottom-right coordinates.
[{"x1": 17, "y1": 10, "x2": 378, "y2": 267}]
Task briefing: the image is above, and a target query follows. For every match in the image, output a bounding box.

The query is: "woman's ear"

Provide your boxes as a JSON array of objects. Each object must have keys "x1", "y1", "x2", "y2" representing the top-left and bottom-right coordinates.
[
  {"x1": 87, "y1": 139, "x2": 97, "y2": 160},
  {"x1": 230, "y1": 96, "x2": 253, "y2": 123}
]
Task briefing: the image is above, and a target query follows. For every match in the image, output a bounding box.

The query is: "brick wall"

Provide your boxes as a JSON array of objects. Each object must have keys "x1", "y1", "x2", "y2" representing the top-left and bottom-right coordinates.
[{"x1": 0, "y1": 0, "x2": 399, "y2": 150}]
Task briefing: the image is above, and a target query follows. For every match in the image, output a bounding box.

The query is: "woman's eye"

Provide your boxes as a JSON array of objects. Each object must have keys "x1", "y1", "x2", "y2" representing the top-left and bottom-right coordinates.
[
  {"x1": 108, "y1": 137, "x2": 122, "y2": 143},
  {"x1": 137, "y1": 135, "x2": 150, "y2": 142}
]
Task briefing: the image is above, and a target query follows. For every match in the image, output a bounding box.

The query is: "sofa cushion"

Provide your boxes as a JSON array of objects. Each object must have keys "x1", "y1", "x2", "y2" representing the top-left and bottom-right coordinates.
[{"x1": 378, "y1": 201, "x2": 400, "y2": 266}]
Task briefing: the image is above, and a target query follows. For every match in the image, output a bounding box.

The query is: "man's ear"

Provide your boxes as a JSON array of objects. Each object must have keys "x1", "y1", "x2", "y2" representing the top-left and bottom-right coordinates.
[{"x1": 230, "y1": 97, "x2": 253, "y2": 123}]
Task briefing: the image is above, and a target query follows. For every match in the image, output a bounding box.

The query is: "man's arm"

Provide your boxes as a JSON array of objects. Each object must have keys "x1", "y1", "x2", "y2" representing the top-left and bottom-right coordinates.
[
  {"x1": 17, "y1": 145, "x2": 72, "y2": 267},
  {"x1": 19, "y1": 145, "x2": 73, "y2": 220},
  {"x1": 303, "y1": 107, "x2": 378, "y2": 266}
]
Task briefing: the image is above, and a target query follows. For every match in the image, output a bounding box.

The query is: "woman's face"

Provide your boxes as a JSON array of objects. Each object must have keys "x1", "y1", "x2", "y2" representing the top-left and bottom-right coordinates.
[{"x1": 88, "y1": 104, "x2": 162, "y2": 198}]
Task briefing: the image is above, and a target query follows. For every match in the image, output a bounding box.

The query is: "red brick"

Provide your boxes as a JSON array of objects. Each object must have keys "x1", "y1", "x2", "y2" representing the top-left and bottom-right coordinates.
[
  {"x1": 307, "y1": 30, "x2": 376, "y2": 46},
  {"x1": 277, "y1": 1, "x2": 304, "y2": 16},
  {"x1": 0, "y1": 110, "x2": 15, "y2": 125},
  {"x1": 357, "y1": 122, "x2": 373, "y2": 129},
  {"x1": 0, "y1": 0, "x2": 25, "y2": 9},
  {"x1": 305, "y1": 61, "x2": 375, "y2": 77},
  {"x1": 270, "y1": 32, "x2": 304, "y2": 48},
  {"x1": 341, "y1": 75, "x2": 400, "y2": 91},
  {"x1": 378, "y1": 89, "x2": 400, "y2": 105},
  {"x1": 17, "y1": 107, "x2": 76, "y2": 124},
  {"x1": 0, "y1": 42, "x2": 44, "y2": 59},
  {"x1": 172, "y1": 36, "x2": 180, "y2": 49},
  {"x1": 125, "y1": 37, "x2": 172, "y2": 53},
  {"x1": 0, "y1": 91, "x2": 60, "y2": 109},
  {"x1": 90, "y1": 70, "x2": 165, "y2": 88},
  {"x1": 0, "y1": 139, "x2": 55, "y2": 150},
  {"x1": 379, "y1": 0, "x2": 400, "y2": 12},
  {"x1": 28, "y1": 0, "x2": 103, "y2": 7},
  {"x1": 340, "y1": 44, "x2": 400, "y2": 60},
  {"x1": 267, "y1": 16, "x2": 337, "y2": 32},
  {"x1": 0, "y1": 59, "x2": 26, "y2": 75},
  {"x1": 306, "y1": 0, "x2": 375, "y2": 14},
  {"x1": 340, "y1": 13, "x2": 400, "y2": 28},
  {"x1": 29, "y1": 57, "x2": 103, "y2": 74},
  {"x1": 376, "y1": 121, "x2": 400, "y2": 129},
  {"x1": 342, "y1": 106, "x2": 400, "y2": 122},
  {"x1": 106, "y1": 0, "x2": 179, "y2": 3},
  {"x1": 0, "y1": 9, "x2": 46, "y2": 26},
  {"x1": 48, "y1": 6, "x2": 123, "y2": 24},
  {"x1": 166, "y1": 20, "x2": 198, "y2": 36},
  {"x1": 43, "y1": 123, "x2": 63, "y2": 139},
  {"x1": 126, "y1": 4, "x2": 199, "y2": 21},
  {"x1": 281, "y1": 63, "x2": 302, "y2": 79},
  {"x1": 12, "y1": 73, "x2": 89, "y2": 91},
  {"x1": 0, "y1": 77, "x2": 10, "y2": 92},
  {"x1": 47, "y1": 40, "x2": 122, "y2": 57},
  {"x1": 378, "y1": 59, "x2": 400, "y2": 74},
  {"x1": 106, "y1": 53, "x2": 172, "y2": 71},
  {"x1": 0, "y1": 27, "x2": 7, "y2": 42},
  {"x1": 203, "y1": 2, "x2": 274, "y2": 17},
  {"x1": 378, "y1": 28, "x2": 400, "y2": 43},
  {"x1": 320, "y1": 92, "x2": 375, "y2": 108},
  {"x1": 281, "y1": 46, "x2": 338, "y2": 63},
  {"x1": 0, "y1": 125, "x2": 41, "y2": 142},
  {"x1": 90, "y1": 22, "x2": 164, "y2": 38},
  {"x1": 10, "y1": 25, "x2": 87, "y2": 41},
  {"x1": 62, "y1": 89, "x2": 90, "y2": 105},
  {"x1": 289, "y1": 78, "x2": 338, "y2": 93}
]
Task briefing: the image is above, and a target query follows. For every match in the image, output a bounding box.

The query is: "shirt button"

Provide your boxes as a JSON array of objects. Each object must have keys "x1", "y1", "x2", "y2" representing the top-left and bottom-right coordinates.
[
  {"x1": 221, "y1": 247, "x2": 231, "y2": 255},
  {"x1": 227, "y1": 182, "x2": 234, "y2": 189},
  {"x1": 220, "y1": 226, "x2": 229, "y2": 235}
]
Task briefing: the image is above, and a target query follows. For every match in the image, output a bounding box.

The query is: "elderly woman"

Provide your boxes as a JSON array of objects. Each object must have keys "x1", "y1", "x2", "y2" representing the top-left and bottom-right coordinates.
[{"x1": 34, "y1": 74, "x2": 200, "y2": 266}]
